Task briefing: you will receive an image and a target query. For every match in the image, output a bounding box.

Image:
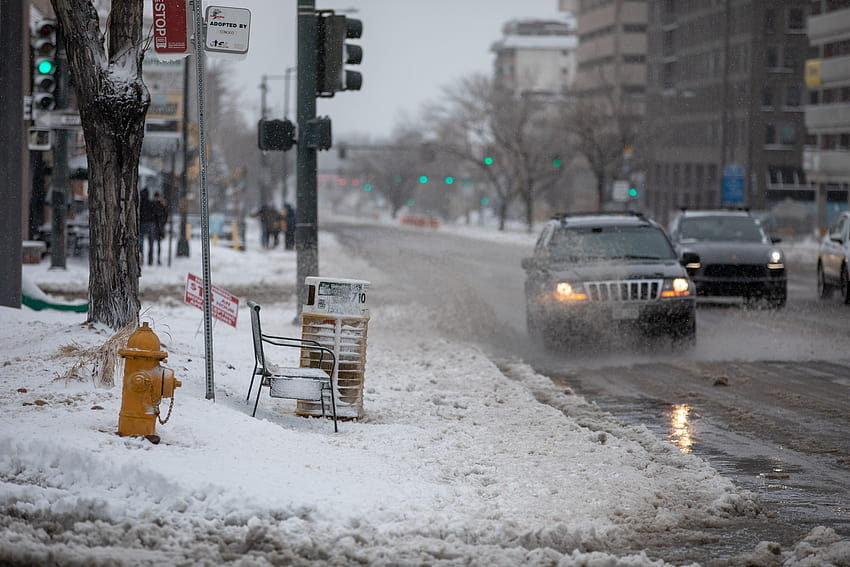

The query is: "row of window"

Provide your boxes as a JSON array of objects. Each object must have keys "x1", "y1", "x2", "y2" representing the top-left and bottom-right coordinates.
[
  {"x1": 577, "y1": 53, "x2": 646, "y2": 70},
  {"x1": 806, "y1": 132, "x2": 850, "y2": 150},
  {"x1": 808, "y1": 85, "x2": 850, "y2": 104},
  {"x1": 810, "y1": 0, "x2": 850, "y2": 16},
  {"x1": 763, "y1": 84, "x2": 803, "y2": 108},
  {"x1": 764, "y1": 7, "x2": 806, "y2": 34}
]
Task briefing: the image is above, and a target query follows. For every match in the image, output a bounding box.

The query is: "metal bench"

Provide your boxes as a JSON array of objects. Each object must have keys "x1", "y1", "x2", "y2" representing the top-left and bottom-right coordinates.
[{"x1": 246, "y1": 300, "x2": 338, "y2": 432}]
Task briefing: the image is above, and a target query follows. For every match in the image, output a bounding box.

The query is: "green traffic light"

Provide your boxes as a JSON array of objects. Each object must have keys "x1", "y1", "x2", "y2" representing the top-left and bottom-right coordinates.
[
  {"x1": 628, "y1": 187, "x2": 638, "y2": 197},
  {"x1": 37, "y1": 58, "x2": 55, "y2": 74},
  {"x1": 481, "y1": 197, "x2": 489, "y2": 206},
  {"x1": 483, "y1": 157, "x2": 493, "y2": 165},
  {"x1": 419, "y1": 175, "x2": 428, "y2": 184},
  {"x1": 364, "y1": 184, "x2": 372, "y2": 191},
  {"x1": 445, "y1": 176, "x2": 454, "y2": 185},
  {"x1": 552, "y1": 159, "x2": 561, "y2": 167},
  {"x1": 407, "y1": 199, "x2": 415, "y2": 206}
]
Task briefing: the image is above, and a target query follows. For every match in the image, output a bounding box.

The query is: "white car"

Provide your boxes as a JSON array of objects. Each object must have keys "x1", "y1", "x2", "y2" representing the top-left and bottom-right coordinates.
[{"x1": 817, "y1": 211, "x2": 850, "y2": 303}]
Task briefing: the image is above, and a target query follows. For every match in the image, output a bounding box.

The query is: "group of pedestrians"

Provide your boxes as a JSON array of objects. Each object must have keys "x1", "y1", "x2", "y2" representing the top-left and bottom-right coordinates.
[
  {"x1": 139, "y1": 188, "x2": 168, "y2": 267},
  {"x1": 255, "y1": 203, "x2": 295, "y2": 250}
]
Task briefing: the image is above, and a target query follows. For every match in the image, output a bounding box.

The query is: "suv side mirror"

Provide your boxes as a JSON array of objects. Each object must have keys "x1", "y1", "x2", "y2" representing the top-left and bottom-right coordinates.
[
  {"x1": 521, "y1": 257, "x2": 536, "y2": 270},
  {"x1": 680, "y1": 251, "x2": 700, "y2": 267},
  {"x1": 770, "y1": 236, "x2": 782, "y2": 244}
]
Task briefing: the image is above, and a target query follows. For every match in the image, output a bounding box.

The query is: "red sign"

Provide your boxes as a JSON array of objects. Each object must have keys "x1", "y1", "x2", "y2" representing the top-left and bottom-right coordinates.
[
  {"x1": 184, "y1": 273, "x2": 239, "y2": 327},
  {"x1": 152, "y1": 0, "x2": 189, "y2": 54}
]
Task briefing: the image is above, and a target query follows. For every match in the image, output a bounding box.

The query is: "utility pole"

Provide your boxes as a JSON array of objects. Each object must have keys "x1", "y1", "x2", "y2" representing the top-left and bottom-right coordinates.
[
  {"x1": 0, "y1": 0, "x2": 27, "y2": 307},
  {"x1": 296, "y1": 0, "x2": 319, "y2": 312}
]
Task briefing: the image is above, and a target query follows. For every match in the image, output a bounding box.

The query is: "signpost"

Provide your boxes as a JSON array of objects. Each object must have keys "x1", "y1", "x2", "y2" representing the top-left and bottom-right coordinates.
[{"x1": 722, "y1": 163, "x2": 745, "y2": 206}]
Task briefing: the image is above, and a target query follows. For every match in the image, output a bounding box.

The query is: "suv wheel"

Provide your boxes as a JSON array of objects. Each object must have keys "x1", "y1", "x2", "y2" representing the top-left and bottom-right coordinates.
[{"x1": 817, "y1": 262, "x2": 833, "y2": 299}]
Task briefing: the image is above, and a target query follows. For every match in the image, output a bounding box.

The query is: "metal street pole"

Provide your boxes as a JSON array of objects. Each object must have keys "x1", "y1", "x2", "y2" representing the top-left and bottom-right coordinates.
[
  {"x1": 296, "y1": 1, "x2": 319, "y2": 314},
  {"x1": 0, "y1": 0, "x2": 27, "y2": 307},
  {"x1": 283, "y1": 65, "x2": 296, "y2": 205},
  {"x1": 177, "y1": 56, "x2": 190, "y2": 257}
]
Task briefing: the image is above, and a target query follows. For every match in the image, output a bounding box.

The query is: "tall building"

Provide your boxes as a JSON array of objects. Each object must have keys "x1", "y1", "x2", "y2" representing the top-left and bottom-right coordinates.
[
  {"x1": 805, "y1": 0, "x2": 850, "y2": 228},
  {"x1": 491, "y1": 17, "x2": 578, "y2": 97},
  {"x1": 559, "y1": 0, "x2": 648, "y2": 210},
  {"x1": 562, "y1": 0, "x2": 648, "y2": 108},
  {"x1": 642, "y1": 1, "x2": 809, "y2": 223}
]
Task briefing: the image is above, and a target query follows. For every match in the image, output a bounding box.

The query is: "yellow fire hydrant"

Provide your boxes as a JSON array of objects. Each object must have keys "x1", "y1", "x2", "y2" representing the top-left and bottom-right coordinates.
[{"x1": 118, "y1": 322, "x2": 181, "y2": 437}]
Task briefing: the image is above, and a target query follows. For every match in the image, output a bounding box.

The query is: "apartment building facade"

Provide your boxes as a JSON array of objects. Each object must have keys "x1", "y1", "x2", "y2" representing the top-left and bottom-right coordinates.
[
  {"x1": 805, "y1": 0, "x2": 850, "y2": 227},
  {"x1": 642, "y1": 0, "x2": 809, "y2": 223}
]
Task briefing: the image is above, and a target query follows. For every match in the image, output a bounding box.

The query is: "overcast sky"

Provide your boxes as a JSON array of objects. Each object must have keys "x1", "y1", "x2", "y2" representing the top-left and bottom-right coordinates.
[{"x1": 217, "y1": 0, "x2": 568, "y2": 141}]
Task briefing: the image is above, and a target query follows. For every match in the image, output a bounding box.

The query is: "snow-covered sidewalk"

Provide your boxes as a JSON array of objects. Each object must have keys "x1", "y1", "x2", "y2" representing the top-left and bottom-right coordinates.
[{"x1": 1, "y1": 219, "x2": 846, "y2": 566}]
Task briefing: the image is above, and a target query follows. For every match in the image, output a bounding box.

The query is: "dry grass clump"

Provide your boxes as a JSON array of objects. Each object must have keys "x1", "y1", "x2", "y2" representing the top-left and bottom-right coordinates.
[{"x1": 54, "y1": 321, "x2": 137, "y2": 387}]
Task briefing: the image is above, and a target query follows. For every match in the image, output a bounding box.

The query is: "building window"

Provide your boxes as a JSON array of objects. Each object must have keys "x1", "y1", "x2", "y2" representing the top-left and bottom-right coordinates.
[
  {"x1": 785, "y1": 85, "x2": 801, "y2": 107},
  {"x1": 765, "y1": 8, "x2": 776, "y2": 34},
  {"x1": 787, "y1": 8, "x2": 805, "y2": 31},
  {"x1": 766, "y1": 124, "x2": 777, "y2": 145},
  {"x1": 840, "y1": 133, "x2": 850, "y2": 149},
  {"x1": 780, "y1": 124, "x2": 797, "y2": 145},
  {"x1": 763, "y1": 85, "x2": 774, "y2": 107},
  {"x1": 809, "y1": 89, "x2": 821, "y2": 104},
  {"x1": 784, "y1": 46, "x2": 799, "y2": 70},
  {"x1": 766, "y1": 46, "x2": 779, "y2": 68}
]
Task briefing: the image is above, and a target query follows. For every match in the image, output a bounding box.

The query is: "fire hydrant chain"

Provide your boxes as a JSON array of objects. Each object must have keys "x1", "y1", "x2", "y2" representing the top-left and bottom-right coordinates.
[
  {"x1": 154, "y1": 367, "x2": 175, "y2": 425},
  {"x1": 155, "y1": 395, "x2": 175, "y2": 425}
]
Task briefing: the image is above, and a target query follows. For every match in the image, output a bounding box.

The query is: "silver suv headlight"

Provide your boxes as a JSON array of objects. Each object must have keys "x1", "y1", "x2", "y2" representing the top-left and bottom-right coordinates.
[{"x1": 768, "y1": 248, "x2": 784, "y2": 269}]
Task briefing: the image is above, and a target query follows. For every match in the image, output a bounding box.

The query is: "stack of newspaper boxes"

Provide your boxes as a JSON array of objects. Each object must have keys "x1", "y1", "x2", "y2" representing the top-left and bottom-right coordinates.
[{"x1": 296, "y1": 277, "x2": 370, "y2": 420}]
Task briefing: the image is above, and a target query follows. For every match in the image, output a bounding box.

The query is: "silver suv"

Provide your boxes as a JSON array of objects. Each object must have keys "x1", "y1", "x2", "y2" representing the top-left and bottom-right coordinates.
[
  {"x1": 818, "y1": 210, "x2": 850, "y2": 303},
  {"x1": 522, "y1": 213, "x2": 697, "y2": 350}
]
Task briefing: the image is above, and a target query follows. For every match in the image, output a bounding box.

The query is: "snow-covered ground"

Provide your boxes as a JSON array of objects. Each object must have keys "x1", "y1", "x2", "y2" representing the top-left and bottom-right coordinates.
[{"x1": 2, "y1": 216, "x2": 846, "y2": 566}]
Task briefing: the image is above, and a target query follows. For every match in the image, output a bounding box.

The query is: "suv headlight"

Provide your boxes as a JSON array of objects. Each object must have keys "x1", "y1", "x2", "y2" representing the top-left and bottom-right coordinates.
[
  {"x1": 768, "y1": 249, "x2": 784, "y2": 269},
  {"x1": 661, "y1": 277, "x2": 692, "y2": 298},
  {"x1": 555, "y1": 282, "x2": 587, "y2": 301}
]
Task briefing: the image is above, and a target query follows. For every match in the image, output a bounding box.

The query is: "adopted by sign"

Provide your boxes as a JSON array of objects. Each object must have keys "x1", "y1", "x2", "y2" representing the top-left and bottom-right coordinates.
[
  {"x1": 205, "y1": 6, "x2": 251, "y2": 55},
  {"x1": 184, "y1": 273, "x2": 239, "y2": 327}
]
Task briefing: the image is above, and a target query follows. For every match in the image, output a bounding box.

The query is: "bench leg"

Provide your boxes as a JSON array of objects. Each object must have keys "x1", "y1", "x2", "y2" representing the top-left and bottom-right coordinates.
[
  {"x1": 328, "y1": 384, "x2": 338, "y2": 433},
  {"x1": 252, "y1": 379, "x2": 264, "y2": 417},
  {"x1": 246, "y1": 364, "x2": 259, "y2": 403}
]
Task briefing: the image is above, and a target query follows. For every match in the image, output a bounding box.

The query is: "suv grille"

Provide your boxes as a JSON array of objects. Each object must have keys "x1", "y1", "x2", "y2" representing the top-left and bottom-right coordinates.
[
  {"x1": 585, "y1": 279, "x2": 663, "y2": 301},
  {"x1": 704, "y1": 264, "x2": 767, "y2": 279}
]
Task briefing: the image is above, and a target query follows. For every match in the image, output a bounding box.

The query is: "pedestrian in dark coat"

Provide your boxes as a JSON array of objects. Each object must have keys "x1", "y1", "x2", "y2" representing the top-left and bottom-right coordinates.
[
  {"x1": 284, "y1": 203, "x2": 296, "y2": 250},
  {"x1": 139, "y1": 188, "x2": 157, "y2": 266},
  {"x1": 151, "y1": 191, "x2": 168, "y2": 265}
]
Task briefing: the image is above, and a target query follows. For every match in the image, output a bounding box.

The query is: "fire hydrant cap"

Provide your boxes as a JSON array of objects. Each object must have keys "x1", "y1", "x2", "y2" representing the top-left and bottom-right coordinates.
[{"x1": 119, "y1": 322, "x2": 168, "y2": 360}]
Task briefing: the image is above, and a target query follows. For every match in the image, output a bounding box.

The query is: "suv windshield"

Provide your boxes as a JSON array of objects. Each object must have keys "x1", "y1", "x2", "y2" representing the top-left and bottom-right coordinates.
[
  {"x1": 548, "y1": 226, "x2": 676, "y2": 263},
  {"x1": 680, "y1": 216, "x2": 765, "y2": 243}
]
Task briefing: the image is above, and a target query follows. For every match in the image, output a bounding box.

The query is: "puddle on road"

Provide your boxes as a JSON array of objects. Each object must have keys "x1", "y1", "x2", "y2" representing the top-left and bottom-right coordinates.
[{"x1": 590, "y1": 395, "x2": 850, "y2": 527}]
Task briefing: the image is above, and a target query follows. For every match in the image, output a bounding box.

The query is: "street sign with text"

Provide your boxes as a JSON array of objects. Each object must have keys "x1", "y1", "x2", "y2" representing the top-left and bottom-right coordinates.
[
  {"x1": 153, "y1": 0, "x2": 190, "y2": 55},
  {"x1": 205, "y1": 6, "x2": 251, "y2": 55}
]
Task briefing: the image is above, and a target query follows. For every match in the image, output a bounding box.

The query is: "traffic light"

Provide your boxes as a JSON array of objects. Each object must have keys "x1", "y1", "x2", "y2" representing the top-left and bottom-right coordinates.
[
  {"x1": 316, "y1": 13, "x2": 363, "y2": 96},
  {"x1": 628, "y1": 187, "x2": 638, "y2": 198},
  {"x1": 258, "y1": 118, "x2": 296, "y2": 151},
  {"x1": 33, "y1": 19, "x2": 58, "y2": 111}
]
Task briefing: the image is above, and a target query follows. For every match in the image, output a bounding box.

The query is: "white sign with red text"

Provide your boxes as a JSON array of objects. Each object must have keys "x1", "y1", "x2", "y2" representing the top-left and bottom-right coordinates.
[{"x1": 184, "y1": 273, "x2": 239, "y2": 327}]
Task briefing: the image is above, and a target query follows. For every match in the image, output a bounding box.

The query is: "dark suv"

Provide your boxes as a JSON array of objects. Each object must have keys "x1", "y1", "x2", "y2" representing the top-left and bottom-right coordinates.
[
  {"x1": 667, "y1": 209, "x2": 786, "y2": 308},
  {"x1": 522, "y1": 213, "x2": 697, "y2": 349}
]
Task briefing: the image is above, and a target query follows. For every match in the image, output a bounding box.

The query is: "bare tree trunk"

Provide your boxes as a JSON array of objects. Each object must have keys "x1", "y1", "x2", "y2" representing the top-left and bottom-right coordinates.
[{"x1": 51, "y1": 0, "x2": 149, "y2": 329}]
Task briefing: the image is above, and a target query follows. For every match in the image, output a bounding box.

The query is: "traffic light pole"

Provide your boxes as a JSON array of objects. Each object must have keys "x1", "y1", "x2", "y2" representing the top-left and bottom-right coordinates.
[
  {"x1": 49, "y1": 26, "x2": 69, "y2": 270},
  {"x1": 295, "y1": 0, "x2": 319, "y2": 314}
]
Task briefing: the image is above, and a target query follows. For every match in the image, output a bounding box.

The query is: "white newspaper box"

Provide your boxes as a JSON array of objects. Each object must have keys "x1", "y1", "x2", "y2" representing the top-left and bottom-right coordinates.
[{"x1": 298, "y1": 278, "x2": 370, "y2": 419}]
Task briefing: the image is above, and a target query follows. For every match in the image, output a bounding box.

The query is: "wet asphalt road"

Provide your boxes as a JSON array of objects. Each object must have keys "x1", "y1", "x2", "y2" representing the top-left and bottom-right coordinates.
[{"x1": 326, "y1": 220, "x2": 850, "y2": 564}]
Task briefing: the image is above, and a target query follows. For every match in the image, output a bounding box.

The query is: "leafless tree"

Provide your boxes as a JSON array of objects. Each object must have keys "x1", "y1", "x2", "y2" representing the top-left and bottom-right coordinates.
[
  {"x1": 425, "y1": 73, "x2": 567, "y2": 231},
  {"x1": 558, "y1": 91, "x2": 641, "y2": 210},
  {"x1": 51, "y1": 0, "x2": 148, "y2": 329}
]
